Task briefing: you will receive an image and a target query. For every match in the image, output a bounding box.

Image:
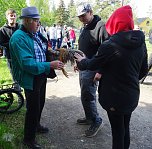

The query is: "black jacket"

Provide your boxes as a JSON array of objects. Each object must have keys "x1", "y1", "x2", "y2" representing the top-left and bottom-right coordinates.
[
  {"x1": 78, "y1": 15, "x2": 108, "y2": 59},
  {"x1": 78, "y1": 30, "x2": 148, "y2": 114},
  {"x1": 0, "y1": 23, "x2": 20, "y2": 59}
]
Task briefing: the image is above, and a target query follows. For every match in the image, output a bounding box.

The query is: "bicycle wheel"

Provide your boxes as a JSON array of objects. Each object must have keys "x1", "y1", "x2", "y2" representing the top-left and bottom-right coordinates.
[
  {"x1": 0, "y1": 89, "x2": 24, "y2": 114},
  {"x1": 140, "y1": 53, "x2": 152, "y2": 84}
]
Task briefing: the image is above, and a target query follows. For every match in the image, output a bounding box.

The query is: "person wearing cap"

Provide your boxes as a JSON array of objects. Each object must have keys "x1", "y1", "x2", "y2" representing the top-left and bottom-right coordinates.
[
  {"x1": 75, "y1": 2, "x2": 108, "y2": 137},
  {"x1": 0, "y1": 9, "x2": 20, "y2": 85},
  {"x1": 9, "y1": 6, "x2": 64, "y2": 149},
  {"x1": 75, "y1": 5, "x2": 148, "y2": 149}
]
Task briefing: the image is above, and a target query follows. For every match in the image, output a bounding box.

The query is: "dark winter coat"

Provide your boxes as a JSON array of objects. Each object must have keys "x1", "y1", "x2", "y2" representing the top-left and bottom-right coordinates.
[
  {"x1": 0, "y1": 23, "x2": 20, "y2": 59},
  {"x1": 78, "y1": 15, "x2": 108, "y2": 59},
  {"x1": 77, "y1": 30, "x2": 148, "y2": 114}
]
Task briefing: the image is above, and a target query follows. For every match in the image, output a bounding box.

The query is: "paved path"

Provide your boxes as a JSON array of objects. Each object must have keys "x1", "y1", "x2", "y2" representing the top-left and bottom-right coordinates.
[{"x1": 40, "y1": 64, "x2": 152, "y2": 149}]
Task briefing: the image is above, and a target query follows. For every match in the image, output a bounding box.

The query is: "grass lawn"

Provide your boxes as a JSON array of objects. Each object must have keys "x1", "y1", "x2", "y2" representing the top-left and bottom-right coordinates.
[
  {"x1": 0, "y1": 58, "x2": 12, "y2": 84},
  {"x1": 0, "y1": 58, "x2": 26, "y2": 149},
  {"x1": 0, "y1": 110, "x2": 26, "y2": 149}
]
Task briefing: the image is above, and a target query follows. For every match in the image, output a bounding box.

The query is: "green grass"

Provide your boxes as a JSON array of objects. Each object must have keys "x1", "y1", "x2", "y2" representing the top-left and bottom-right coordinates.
[
  {"x1": 145, "y1": 39, "x2": 152, "y2": 56},
  {"x1": 0, "y1": 109, "x2": 25, "y2": 149},
  {"x1": 0, "y1": 58, "x2": 12, "y2": 84},
  {"x1": 0, "y1": 58, "x2": 25, "y2": 149},
  {"x1": 0, "y1": 124, "x2": 15, "y2": 149}
]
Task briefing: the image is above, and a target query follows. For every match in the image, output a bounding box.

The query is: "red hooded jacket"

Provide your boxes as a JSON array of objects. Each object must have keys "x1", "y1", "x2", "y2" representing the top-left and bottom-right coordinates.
[{"x1": 105, "y1": 5, "x2": 134, "y2": 35}]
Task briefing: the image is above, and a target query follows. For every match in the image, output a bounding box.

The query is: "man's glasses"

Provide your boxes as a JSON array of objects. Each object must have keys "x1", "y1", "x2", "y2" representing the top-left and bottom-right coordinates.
[{"x1": 32, "y1": 19, "x2": 40, "y2": 24}]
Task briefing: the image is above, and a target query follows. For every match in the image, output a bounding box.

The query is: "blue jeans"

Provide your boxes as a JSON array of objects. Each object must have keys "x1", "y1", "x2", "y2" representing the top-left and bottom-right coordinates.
[
  {"x1": 57, "y1": 38, "x2": 62, "y2": 48},
  {"x1": 70, "y1": 39, "x2": 75, "y2": 49},
  {"x1": 50, "y1": 39, "x2": 57, "y2": 50},
  {"x1": 79, "y1": 70, "x2": 102, "y2": 124}
]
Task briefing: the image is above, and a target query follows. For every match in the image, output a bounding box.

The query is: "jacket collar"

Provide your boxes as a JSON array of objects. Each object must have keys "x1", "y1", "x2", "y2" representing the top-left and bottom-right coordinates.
[{"x1": 20, "y1": 25, "x2": 47, "y2": 42}]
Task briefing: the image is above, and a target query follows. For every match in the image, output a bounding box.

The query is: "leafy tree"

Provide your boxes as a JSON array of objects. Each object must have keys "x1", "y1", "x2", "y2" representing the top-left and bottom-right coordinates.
[
  {"x1": 51, "y1": 1, "x2": 56, "y2": 12},
  {"x1": 0, "y1": 0, "x2": 27, "y2": 26},
  {"x1": 93, "y1": 0, "x2": 131, "y2": 22},
  {"x1": 29, "y1": 0, "x2": 53, "y2": 26},
  {"x1": 67, "y1": 0, "x2": 78, "y2": 27},
  {"x1": 93, "y1": 0, "x2": 121, "y2": 22},
  {"x1": 55, "y1": 0, "x2": 69, "y2": 25}
]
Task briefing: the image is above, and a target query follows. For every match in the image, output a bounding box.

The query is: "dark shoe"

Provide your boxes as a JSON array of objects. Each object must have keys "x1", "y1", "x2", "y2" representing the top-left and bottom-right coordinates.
[
  {"x1": 23, "y1": 140, "x2": 41, "y2": 149},
  {"x1": 36, "y1": 125, "x2": 49, "y2": 133},
  {"x1": 77, "y1": 118, "x2": 93, "y2": 125},
  {"x1": 85, "y1": 122, "x2": 102, "y2": 138}
]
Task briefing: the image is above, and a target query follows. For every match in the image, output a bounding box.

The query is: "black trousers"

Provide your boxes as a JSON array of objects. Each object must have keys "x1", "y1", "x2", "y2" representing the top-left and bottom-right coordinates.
[
  {"x1": 24, "y1": 74, "x2": 47, "y2": 141},
  {"x1": 107, "y1": 111, "x2": 132, "y2": 149}
]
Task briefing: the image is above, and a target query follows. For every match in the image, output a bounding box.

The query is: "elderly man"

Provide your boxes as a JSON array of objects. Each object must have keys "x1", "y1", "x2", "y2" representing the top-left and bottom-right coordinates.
[
  {"x1": 75, "y1": 2, "x2": 108, "y2": 137},
  {"x1": 9, "y1": 6, "x2": 64, "y2": 149}
]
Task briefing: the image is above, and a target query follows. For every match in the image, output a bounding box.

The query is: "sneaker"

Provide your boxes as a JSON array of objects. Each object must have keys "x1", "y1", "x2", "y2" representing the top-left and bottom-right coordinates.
[
  {"x1": 36, "y1": 125, "x2": 49, "y2": 133},
  {"x1": 85, "y1": 122, "x2": 102, "y2": 138},
  {"x1": 77, "y1": 118, "x2": 93, "y2": 125}
]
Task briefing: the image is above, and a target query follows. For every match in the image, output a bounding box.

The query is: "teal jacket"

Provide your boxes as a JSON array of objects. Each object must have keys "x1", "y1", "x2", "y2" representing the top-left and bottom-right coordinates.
[{"x1": 9, "y1": 29, "x2": 50, "y2": 90}]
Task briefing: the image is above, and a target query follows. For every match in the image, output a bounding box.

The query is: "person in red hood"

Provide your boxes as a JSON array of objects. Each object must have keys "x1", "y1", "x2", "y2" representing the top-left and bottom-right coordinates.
[
  {"x1": 105, "y1": 5, "x2": 134, "y2": 35},
  {"x1": 75, "y1": 5, "x2": 148, "y2": 149}
]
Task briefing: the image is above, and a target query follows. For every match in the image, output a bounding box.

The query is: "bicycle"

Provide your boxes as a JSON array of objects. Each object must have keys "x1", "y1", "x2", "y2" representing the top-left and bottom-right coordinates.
[
  {"x1": 0, "y1": 83, "x2": 24, "y2": 114},
  {"x1": 140, "y1": 53, "x2": 152, "y2": 84}
]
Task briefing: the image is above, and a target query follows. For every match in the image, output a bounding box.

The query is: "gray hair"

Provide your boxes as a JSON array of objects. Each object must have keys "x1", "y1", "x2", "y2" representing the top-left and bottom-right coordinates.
[{"x1": 21, "y1": 18, "x2": 33, "y2": 25}]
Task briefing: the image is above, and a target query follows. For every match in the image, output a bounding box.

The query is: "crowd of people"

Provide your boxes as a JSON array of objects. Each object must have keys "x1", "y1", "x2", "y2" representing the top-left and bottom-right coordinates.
[
  {"x1": 39, "y1": 23, "x2": 76, "y2": 50},
  {"x1": 0, "y1": 2, "x2": 149, "y2": 149}
]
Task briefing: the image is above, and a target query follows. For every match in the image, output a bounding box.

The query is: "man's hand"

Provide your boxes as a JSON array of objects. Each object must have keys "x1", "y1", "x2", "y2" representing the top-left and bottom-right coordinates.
[
  {"x1": 74, "y1": 53, "x2": 86, "y2": 62},
  {"x1": 93, "y1": 73, "x2": 102, "y2": 82},
  {"x1": 50, "y1": 60, "x2": 64, "y2": 70}
]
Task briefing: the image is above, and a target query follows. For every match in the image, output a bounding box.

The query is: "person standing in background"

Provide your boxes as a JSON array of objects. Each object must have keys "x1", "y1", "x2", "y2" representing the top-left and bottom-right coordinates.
[
  {"x1": 75, "y1": 2, "x2": 109, "y2": 138},
  {"x1": 69, "y1": 27, "x2": 76, "y2": 49},
  {"x1": 0, "y1": 9, "x2": 20, "y2": 82},
  {"x1": 48, "y1": 24, "x2": 57, "y2": 50},
  {"x1": 56, "y1": 24, "x2": 63, "y2": 49},
  {"x1": 62, "y1": 25, "x2": 71, "y2": 48},
  {"x1": 38, "y1": 22, "x2": 49, "y2": 40}
]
